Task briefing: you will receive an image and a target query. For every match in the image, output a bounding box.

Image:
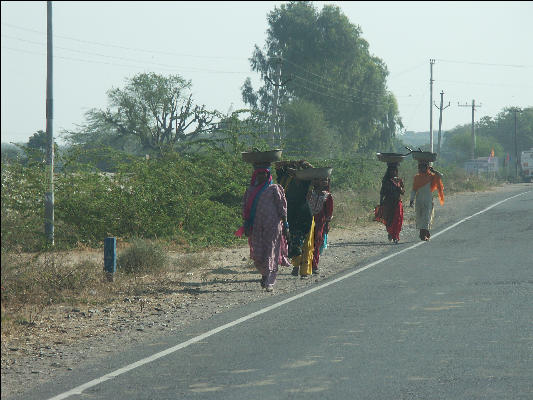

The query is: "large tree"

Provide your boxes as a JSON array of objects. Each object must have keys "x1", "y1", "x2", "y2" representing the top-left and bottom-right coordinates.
[
  {"x1": 242, "y1": 1, "x2": 402, "y2": 152},
  {"x1": 66, "y1": 72, "x2": 216, "y2": 156}
]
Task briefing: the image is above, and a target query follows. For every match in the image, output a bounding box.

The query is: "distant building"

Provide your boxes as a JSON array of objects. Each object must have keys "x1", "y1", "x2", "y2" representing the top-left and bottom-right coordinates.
[{"x1": 464, "y1": 157, "x2": 499, "y2": 175}]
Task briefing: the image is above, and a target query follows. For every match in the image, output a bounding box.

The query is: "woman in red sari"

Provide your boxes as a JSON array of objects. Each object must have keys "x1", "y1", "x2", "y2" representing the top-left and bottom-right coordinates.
[{"x1": 378, "y1": 163, "x2": 405, "y2": 243}]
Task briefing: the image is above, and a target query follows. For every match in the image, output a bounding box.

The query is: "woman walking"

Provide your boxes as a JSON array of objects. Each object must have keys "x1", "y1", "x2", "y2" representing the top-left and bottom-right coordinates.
[
  {"x1": 378, "y1": 163, "x2": 405, "y2": 243},
  {"x1": 307, "y1": 177, "x2": 333, "y2": 273},
  {"x1": 236, "y1": 164, "x2": 290, "y2": 292},
  {"x1": 275, "y1": 161, "x2": 315, "y2": 278},
  {"x1": 409, "y1": 161, "x2": 444, "y2": 241}
]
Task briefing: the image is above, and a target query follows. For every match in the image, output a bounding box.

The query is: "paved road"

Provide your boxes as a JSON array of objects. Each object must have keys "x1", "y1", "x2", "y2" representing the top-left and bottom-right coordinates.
[{"x1": 13, "y1": 188, "x2": 533, "y2": 400}]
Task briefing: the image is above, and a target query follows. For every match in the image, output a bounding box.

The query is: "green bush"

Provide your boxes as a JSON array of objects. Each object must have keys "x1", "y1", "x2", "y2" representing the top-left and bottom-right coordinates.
[{"x1": 1, "y1": 147, "x2": 505, "y2": 253}]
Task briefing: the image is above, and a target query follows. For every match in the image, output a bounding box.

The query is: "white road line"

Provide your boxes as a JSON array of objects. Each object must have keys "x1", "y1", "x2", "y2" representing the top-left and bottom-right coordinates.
[{"x1": 47, "y1": 190, "x2": 531, "y2": 400}]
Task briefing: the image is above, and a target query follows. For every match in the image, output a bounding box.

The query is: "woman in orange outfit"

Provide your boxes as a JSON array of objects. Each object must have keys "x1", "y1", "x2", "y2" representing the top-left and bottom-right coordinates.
[{"x1": 409, "y1": 161, "x2": 444, "y2": 241}]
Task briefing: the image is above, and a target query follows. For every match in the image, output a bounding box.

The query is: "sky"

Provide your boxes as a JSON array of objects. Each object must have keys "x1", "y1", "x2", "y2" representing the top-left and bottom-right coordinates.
[{"x1": 2, "y1": 1, "x2": 532, "y2": 145}]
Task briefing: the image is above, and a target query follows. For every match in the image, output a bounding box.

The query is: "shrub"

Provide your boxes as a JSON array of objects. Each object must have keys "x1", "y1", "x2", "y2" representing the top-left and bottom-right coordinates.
[
  {"x1": 117, "y1": 238, "x2": 169, "y2": 275},
  {"x1": 1, "y1": 251, "x2": 102, "y2": 312}
]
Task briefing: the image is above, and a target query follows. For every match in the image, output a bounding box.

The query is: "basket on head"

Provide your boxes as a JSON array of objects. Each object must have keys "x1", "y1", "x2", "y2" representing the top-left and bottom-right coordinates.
[
  {"x1": 241, "y1": 149, "x2": 283, "y2": 164},
  {"x1": 376, "y1": 153, "x2": 407, "y2": 164},
  {"x1": 411, "y1": 151, "x2": 437, "y2": 162},
  {"x1": 294, "y1": 167, "x2": 333, "y2": 180}
]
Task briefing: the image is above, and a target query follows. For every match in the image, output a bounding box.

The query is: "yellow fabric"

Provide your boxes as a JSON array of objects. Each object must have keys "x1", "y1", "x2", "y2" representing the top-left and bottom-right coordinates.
[{"x1": 291, "y1": 216, "x2": 315, "y2": 276}]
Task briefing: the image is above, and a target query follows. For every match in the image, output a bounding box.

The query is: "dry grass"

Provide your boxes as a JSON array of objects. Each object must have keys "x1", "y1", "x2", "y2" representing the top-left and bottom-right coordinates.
[
  {"x1": 331, "y1": 187, "x2": 380, "y2": 230},
  {"x1": 0, "y1": 244, "x2": 212, "y2": 341}
]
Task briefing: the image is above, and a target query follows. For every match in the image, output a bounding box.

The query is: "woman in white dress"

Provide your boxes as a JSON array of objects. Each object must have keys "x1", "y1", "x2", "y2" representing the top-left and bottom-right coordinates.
[{"x1": 409, "y1": 161, "x2": 444, "y2": 241}]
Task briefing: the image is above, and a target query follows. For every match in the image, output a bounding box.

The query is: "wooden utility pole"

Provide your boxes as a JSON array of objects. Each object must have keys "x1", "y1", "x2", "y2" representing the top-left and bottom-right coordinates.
[
  {"x1": 434, "y1": 90, "x2": 450, "y2": 155},
  {"x1": 429, "y1": 59, "x2": 435, "y2": 152},
  {"x1": 45, "y1": 0, "x2": 54, "y2": 245},
  {"x1": 458, "y1": 99, "x2": 482, "y2": 159}
]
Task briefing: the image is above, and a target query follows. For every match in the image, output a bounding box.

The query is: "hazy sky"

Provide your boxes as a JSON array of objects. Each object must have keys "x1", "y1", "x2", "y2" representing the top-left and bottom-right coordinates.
[{"x1": 2, "y1": 1, "x2": 532, "y2": 145}]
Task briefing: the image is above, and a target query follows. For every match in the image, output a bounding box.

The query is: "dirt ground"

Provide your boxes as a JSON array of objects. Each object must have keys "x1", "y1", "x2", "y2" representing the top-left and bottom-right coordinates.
[{"x1": 1, "y1": 183, "x2": 529, "y2": 399}]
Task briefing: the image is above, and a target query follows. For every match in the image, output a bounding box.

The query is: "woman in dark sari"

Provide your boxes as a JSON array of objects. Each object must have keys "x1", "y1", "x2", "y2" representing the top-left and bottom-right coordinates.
[
  {"x1": 378, "y1": 163, "x2": 405, "y2": 244},
  {"x1": 275, "y1": 160, "x2": 314, "y2": 277}
]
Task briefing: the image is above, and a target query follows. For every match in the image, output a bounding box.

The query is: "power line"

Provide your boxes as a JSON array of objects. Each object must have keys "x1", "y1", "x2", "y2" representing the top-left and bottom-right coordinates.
[
  {"x1": 289, "y1": 79, "x2": 397, "y2": 109},
  {"x1": 2, "y1": 34, "x2": 250, "y2": 74},
  {"x1": 291, "y1": 72, "x2": 389, "y2": 101},
  {"x1": 439, "y1": 79, "x2": 532, "y2": 89},
  {"x1": 389, "y1": 62, "x2": 427, "y2": 78},
  {"x1": 2, "y1": 22, "x2": 247, "y2": 61},
  {"x1": 435, "y1": 58, "x2": 533, "y2": 69},
  {"x1": 1, "y1": 45, "x2": 249, "y2": 75},
  {"x1": 282, "y1": 56, "x2": 392, "y2": 100}
]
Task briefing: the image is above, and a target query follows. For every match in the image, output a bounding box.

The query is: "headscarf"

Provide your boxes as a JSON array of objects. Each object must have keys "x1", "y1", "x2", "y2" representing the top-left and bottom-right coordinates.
[
  {"x1": 307, "y1": 178, "x2": 331, "y2": 215},
  {"x1": 234, "y1": 167, "x2": 272, "y2": 237},
  {"x1": 382, "y1": 163, "x2": 399, "y2": 186}
]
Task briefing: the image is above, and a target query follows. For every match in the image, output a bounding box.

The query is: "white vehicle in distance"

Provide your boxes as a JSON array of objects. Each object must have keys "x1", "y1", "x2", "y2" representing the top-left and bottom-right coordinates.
[{"x1": 520, "y1": 149, "x2": 533, "y2": 182}]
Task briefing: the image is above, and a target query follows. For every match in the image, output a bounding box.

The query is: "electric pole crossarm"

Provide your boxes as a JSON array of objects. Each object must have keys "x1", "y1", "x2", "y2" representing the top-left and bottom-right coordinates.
[
  {"x1": 436, "y1": 91, "x2": 449, "y2": 155},
  {"x1": 458, "y1": 100, "x2": 482, "y2": 160}
]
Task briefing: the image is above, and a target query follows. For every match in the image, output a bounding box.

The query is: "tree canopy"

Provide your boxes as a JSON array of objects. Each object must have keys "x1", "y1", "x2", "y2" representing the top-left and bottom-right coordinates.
[
  {"x1": 65, "y1": 72, "x2": 217, "y2": 156},
  {"x1": 242, "y1": 1, "x2": 402, "y2": 155}
]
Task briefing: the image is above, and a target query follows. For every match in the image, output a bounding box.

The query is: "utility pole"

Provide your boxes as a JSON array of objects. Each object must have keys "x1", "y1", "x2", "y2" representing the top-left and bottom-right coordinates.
[
  {"x1": 434, "y1": 90, "x2": 450, "y2": 155},
  {"x1": 458, "y1": 99, "x2": 482, "y2": 160},
  {"x1": 272, "y1": 59, "x2": 281, "y2": 146},
  {"x1": 45, "y1": 0, "x2": 54, "y2": 246},
  {"x1": 266, "y1": 57, "x2": 291, "y2": 147},
  {"x1": 429, "y1": 59, "x2": 435, "y2": 152},
  {"x1": 514, "y1": 108, "x2": 521, "y2": 178}
]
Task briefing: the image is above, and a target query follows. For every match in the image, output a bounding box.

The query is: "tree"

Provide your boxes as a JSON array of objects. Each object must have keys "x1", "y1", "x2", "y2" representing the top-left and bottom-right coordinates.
[
  {"x1": 282, "y1": 99, "x2": 340, "y2": 157},
  {"x1": 66, "y1": 72, "x2": 217, "y2": 156},
  {"x1": 242, "y1": 1, "x2": 402, "y2": 152},
  {"x1": 475, "y1": 107, "x2": 533, "y2": 155},
  {"x1": 443, "y1": 125, "x2": 503, "y2": 163},
  {"x1": 16, "y1": 130, "x2": 59, "y2": 165},
  {"x1": 27, "y1": 130, "x2": 48, "y2": 153},
  {"x1": 1, "y1": 143, "x2": 24, "y2": 164}
]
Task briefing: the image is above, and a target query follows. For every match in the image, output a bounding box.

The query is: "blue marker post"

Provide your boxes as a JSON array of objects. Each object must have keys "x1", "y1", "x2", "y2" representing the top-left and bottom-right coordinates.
[{"x1": 104, "y1": 237, "x2": 116, "y2": 282}]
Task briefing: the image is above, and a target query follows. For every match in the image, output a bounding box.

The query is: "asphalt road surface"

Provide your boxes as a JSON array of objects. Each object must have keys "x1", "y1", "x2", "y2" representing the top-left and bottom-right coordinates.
[{"x1": 12, "y1": 188, "x2": 533, "y2": 400}]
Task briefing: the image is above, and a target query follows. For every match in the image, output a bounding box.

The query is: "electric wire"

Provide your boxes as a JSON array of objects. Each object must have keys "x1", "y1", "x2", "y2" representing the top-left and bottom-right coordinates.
[
  {"x1": 2, "y1": 22, "x2": 247, "y2": 61},
  {"x1": 435, "y1": 58, "x2": 533, "y2": 69},
  {"x1": 1, "y1": 34, "x2": 249, "y2": 74}
]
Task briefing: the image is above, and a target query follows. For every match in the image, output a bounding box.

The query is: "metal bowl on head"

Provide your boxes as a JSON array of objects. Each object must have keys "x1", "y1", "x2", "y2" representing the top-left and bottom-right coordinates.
[
  {"x1": 294, "y1": 167, "x2": 333, "y2": 180},
  {"x1": 376, "y1": 153, "x2": 407, "y2": 163},
  {"x1": 241, "y1": 149, "x2": 282, "y2": 164},
  {"x1": 411, "y1": 151, "x2": 437, "y2": 162}
]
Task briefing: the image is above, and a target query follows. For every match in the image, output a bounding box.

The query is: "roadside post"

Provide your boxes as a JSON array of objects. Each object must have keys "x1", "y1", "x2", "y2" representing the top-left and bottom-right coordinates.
[{"x1": 104, "y1": 237, "x2": 116, "y2": 282}]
